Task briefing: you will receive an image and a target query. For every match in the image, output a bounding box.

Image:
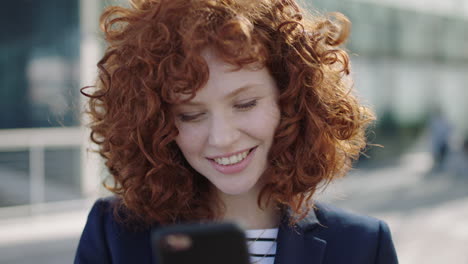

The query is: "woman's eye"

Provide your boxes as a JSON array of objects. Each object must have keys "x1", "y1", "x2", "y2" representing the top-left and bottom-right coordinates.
[
  {"x1": 235, "y1": 99, "x2": 257, "y2": 110},
  {"x1": 179, "y1": 113, "x2": 203, "y2": 122}
]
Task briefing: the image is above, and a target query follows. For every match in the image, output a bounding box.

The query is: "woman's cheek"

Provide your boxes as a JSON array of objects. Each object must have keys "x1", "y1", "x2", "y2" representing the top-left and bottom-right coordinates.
[
  {"x1": 176, "y1": 124, "x2": 206, "y2": 153},
  {"x1": 249, "y1": 106, "x2": 280, "y2": 133}
]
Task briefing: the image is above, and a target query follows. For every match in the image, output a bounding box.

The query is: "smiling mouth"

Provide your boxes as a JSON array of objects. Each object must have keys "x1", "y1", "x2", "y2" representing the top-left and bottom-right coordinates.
[{"x1": 208, "y1": 147, "x2": 256, "y2": 166}]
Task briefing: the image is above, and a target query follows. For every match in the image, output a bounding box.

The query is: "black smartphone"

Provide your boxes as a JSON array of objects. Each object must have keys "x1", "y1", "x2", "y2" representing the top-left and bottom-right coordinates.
[{"x1": 151, "y1": 222, "x2": 250, "y2": 264}]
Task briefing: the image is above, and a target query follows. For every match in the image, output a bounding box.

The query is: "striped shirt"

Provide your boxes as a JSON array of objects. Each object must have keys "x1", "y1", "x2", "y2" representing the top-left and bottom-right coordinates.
[{"x1": 245, "y1": 228, "x2": 278, "y2": 264}]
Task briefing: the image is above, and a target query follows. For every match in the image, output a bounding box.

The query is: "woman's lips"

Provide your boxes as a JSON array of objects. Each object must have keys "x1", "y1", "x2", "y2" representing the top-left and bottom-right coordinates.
[{"x1": 208, "y1": 146, "x2": 257, "y2": 174}]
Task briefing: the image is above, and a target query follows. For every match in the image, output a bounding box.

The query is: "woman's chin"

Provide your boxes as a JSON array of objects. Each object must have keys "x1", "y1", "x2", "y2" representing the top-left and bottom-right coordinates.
[
  {"x1": 215, "y1": 183, "x2": 256, "y2": 196},
  {"x1": 214, "y1": 180, "x2": 263, "y2": 197}
]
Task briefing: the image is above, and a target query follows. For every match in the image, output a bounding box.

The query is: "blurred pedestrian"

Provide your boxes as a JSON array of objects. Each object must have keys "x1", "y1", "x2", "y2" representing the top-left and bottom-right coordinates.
[
  {"x1": 463, "y1": 136, "x2": 468, "y2": 156},
  {"x1": 75, "y1": 0, "x2": 398, "y2": 263},
  {"x1": 462, "y1": 136, "x2": 468, "y2": 172},
  {"x1": 429, "y1": 108, "x2": 452, "y2": 171}
]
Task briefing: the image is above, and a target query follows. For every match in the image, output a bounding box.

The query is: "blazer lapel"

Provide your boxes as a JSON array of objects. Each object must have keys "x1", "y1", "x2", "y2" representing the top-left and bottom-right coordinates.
[{"x1": 274, "y1": 209, "x2": 327, "y2": 264}]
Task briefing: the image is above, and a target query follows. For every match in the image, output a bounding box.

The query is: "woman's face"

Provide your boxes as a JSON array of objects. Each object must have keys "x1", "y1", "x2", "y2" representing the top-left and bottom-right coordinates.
[{"x1": 173, "y1": 49, "x2": 280, "y2": 196}]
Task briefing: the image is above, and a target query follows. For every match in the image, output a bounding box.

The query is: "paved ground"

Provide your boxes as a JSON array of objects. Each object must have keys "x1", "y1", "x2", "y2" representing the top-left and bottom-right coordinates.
[
  {"x1": 0, "y1": 151, "x2": 467, "y2": 264},
  {"x1": 0, "y1": 204, "x2": 89, "y2": 264},
  {"x1": 318, "y1": 151, "x2": 468, "y2": 264}
]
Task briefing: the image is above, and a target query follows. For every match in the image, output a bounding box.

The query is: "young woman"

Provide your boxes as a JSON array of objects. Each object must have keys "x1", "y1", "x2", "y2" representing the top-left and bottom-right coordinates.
[{"x1": 75, "y1": 0, "x2": 398, "y2": 263}]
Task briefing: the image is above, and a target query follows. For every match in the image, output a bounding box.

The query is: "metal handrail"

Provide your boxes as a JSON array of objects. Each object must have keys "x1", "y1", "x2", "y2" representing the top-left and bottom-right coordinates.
[
  {"x1": 0, "y1": 127, "x2": 99, "y2": 215},
  {"x1": 0, "y1": 127, "x2": 83, "y2": 151}
]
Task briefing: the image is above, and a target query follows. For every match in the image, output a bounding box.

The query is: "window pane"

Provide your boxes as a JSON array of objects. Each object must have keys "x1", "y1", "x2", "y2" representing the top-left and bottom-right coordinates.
[
  {"x1": 0, "y1": 151, "x2": 30, "y2": 207},
  {"x1": 44, "y1": 148, "x2": 82, "y2": 202}
]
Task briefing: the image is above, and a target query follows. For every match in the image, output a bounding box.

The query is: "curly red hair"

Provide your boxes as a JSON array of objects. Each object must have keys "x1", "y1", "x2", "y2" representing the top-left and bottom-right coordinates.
[{"x1": 82, "y1": 0, "x2": 374, "y2": 227}]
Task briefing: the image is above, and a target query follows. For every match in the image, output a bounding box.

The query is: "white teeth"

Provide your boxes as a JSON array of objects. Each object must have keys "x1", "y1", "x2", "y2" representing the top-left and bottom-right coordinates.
[
  {"x1": 214, "y1": 150, "x2": 250, "y2": 165},
  {"x1": 229, "y1": 156, "x2": 237, "y2": 164}
]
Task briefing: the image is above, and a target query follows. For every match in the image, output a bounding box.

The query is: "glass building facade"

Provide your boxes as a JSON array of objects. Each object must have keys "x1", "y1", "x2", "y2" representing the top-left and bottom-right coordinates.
[
  {"x1": 317, "y1": 0, "x2": 468, "y2": 121},
  {"x1": 0, "y1": 0, "x2": 84, "y2": 210}
]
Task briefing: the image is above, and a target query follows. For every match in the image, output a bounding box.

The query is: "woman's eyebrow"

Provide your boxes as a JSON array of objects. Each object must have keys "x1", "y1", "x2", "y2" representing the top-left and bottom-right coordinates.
[{"x1": 224, "y1": 84, "x2": 259, "y2": 100}]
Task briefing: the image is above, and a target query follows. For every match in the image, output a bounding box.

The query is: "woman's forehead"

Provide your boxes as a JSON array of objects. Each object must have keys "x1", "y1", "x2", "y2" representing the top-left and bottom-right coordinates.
[
  {"x1": 202, "y1": 49, "x2": 272, "y2": 83},
  {"x1": 170, "y1": 48, "x2": 276, "y2": 105}
]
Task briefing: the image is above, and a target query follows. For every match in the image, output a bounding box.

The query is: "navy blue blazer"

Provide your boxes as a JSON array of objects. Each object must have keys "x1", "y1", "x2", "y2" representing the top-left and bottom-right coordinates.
[{"x1": 75, "y1": 198, "x2": 398, "y2": 264}]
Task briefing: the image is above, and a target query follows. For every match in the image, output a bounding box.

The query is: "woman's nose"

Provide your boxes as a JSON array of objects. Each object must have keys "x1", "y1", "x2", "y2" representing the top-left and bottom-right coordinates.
[{"x1": 207, "y1": 114, "x2": 241, "y2": 148}]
